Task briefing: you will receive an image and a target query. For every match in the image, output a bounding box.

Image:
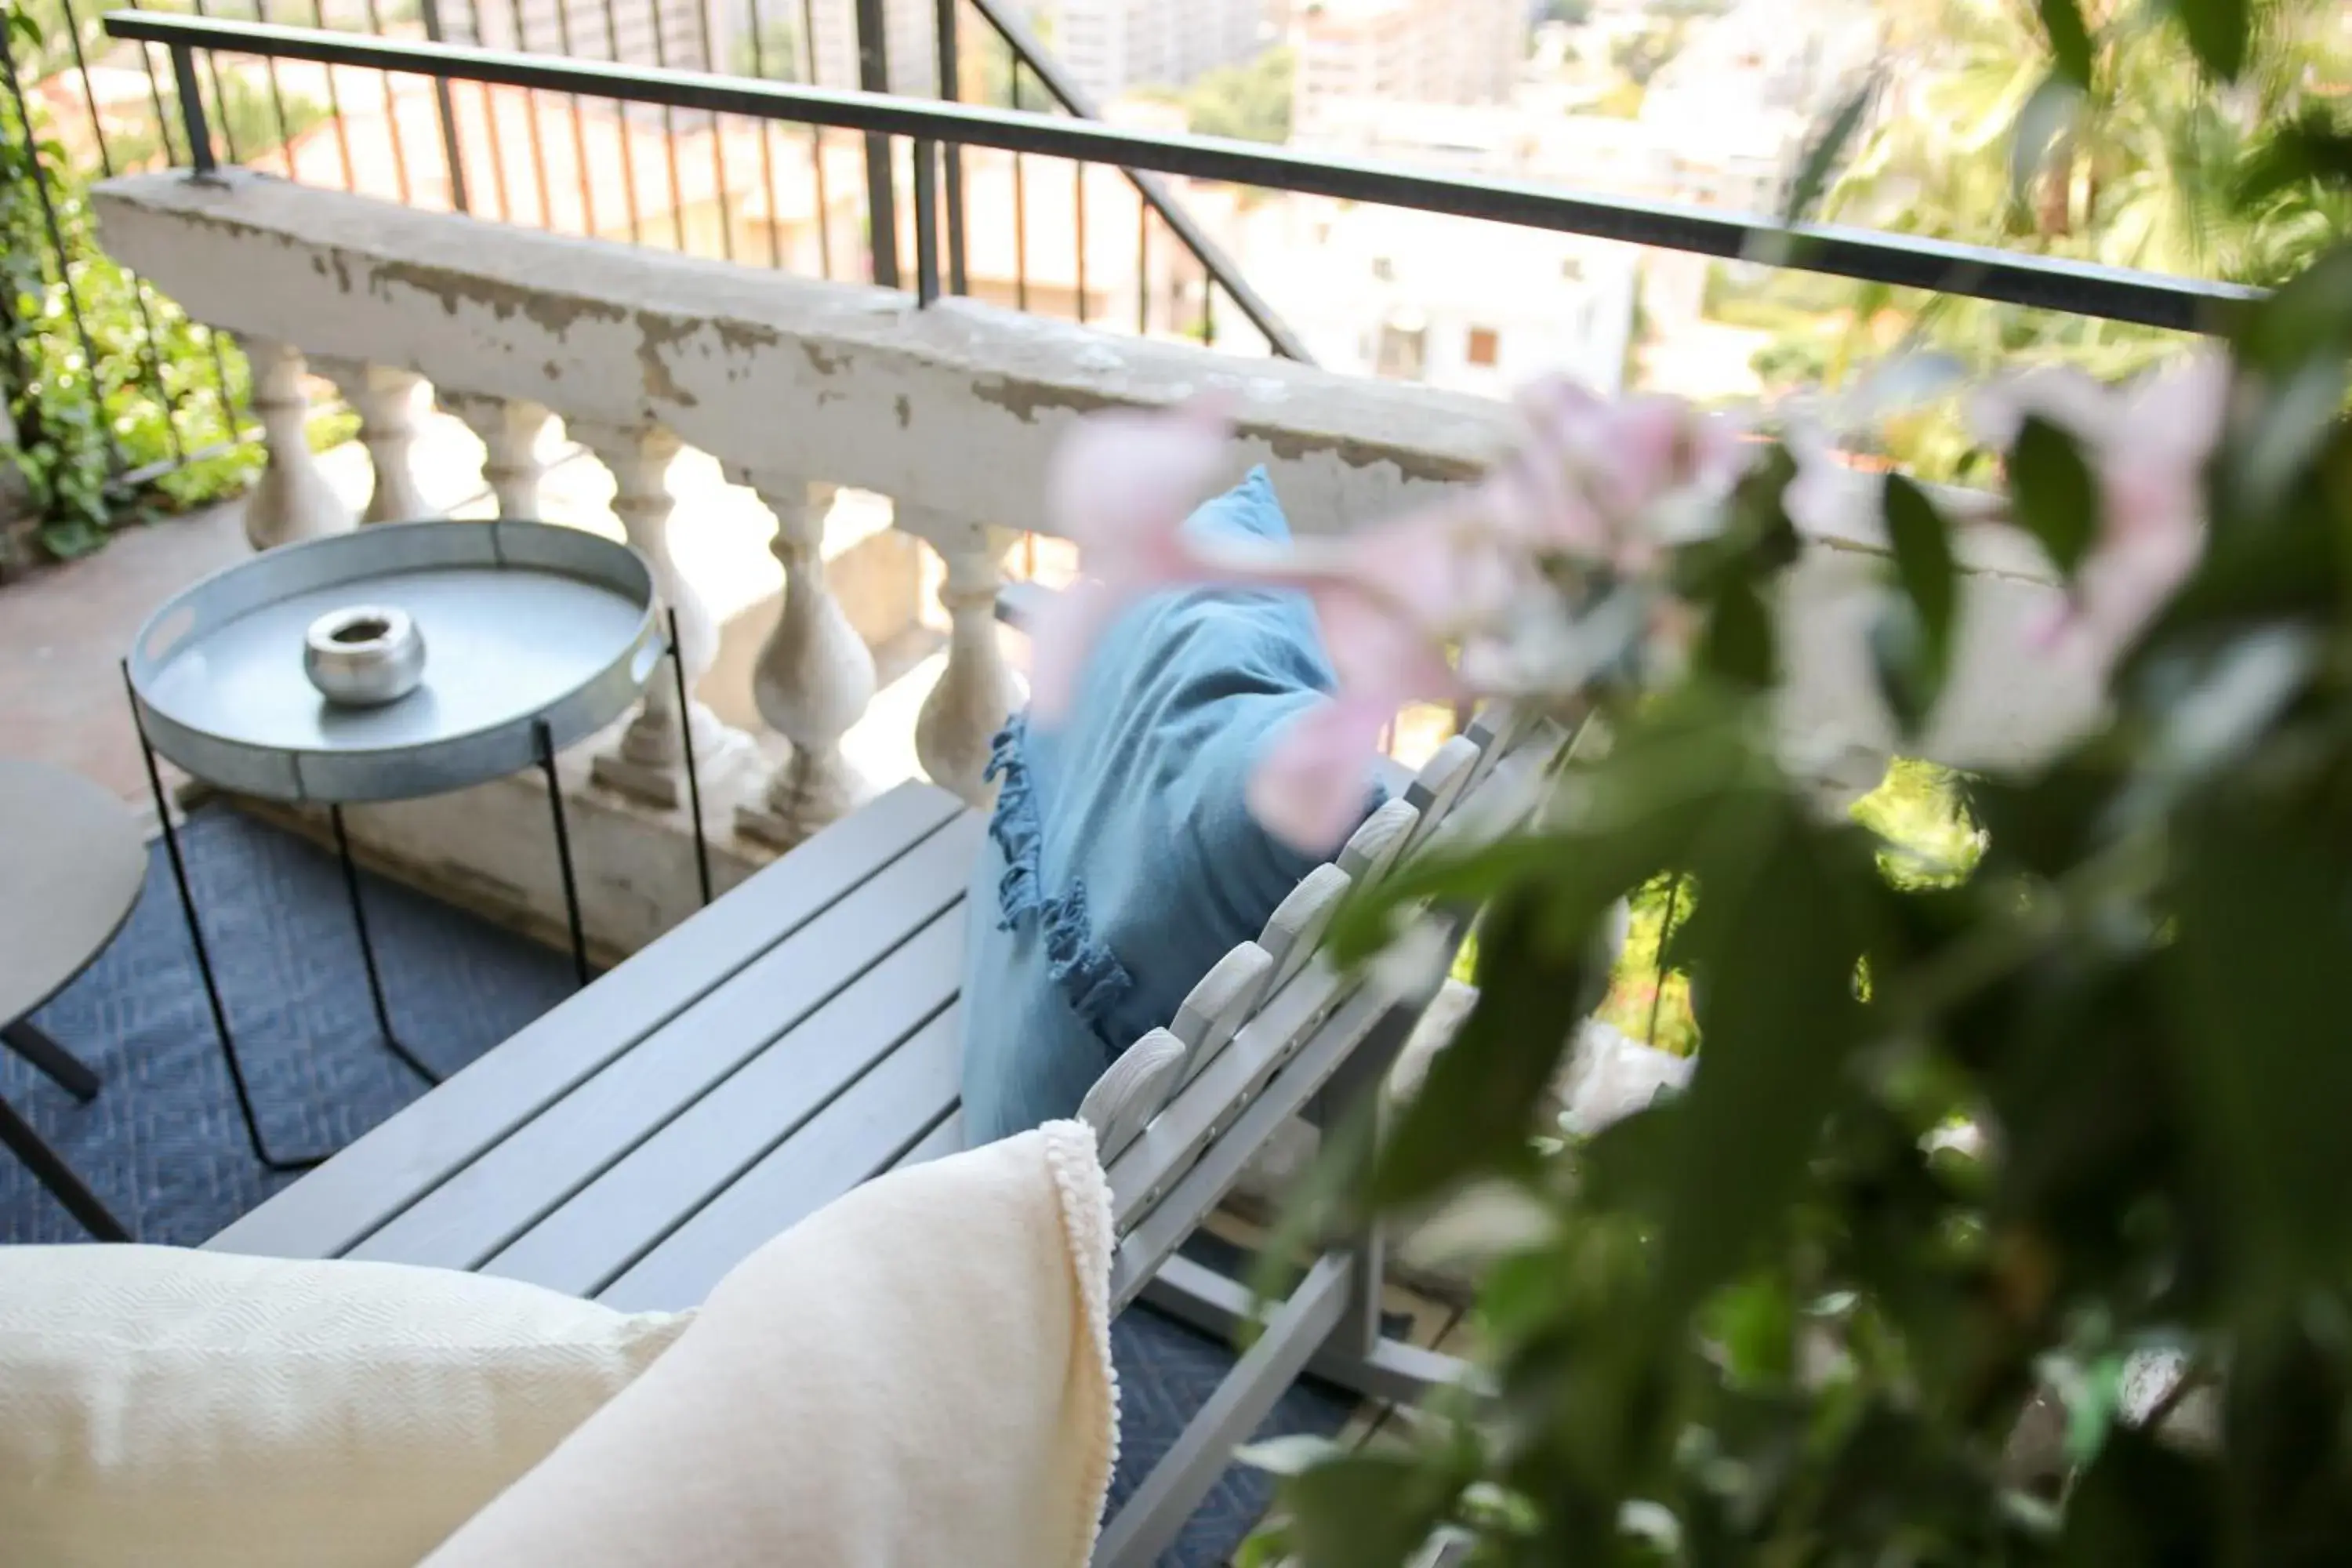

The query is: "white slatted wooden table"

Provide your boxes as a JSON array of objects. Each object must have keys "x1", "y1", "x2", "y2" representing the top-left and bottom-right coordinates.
[{"x1": 208, "y1": 780, "x2": 979, "y2": 1313}]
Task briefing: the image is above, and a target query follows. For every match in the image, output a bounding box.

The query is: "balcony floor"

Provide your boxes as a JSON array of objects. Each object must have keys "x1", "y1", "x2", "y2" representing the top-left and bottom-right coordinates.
[{"x1": 2, "y1": 500, "x2": 246, "y2": 805}]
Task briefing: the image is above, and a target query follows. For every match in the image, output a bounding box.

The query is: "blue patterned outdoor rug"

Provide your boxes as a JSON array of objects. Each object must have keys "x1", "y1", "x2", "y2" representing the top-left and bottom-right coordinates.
[{"x1": 0, "y1": 804, "x2": 1347, "y2": 1566}]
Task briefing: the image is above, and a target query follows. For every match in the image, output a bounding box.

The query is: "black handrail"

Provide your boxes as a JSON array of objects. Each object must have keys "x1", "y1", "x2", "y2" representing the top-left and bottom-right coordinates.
[
  {"x1": 103, "y1": 11, "x2": 2256, "y2": 336},
  {"x1": 952, "y1": 0, "x2": 1312, "y2": 360}
]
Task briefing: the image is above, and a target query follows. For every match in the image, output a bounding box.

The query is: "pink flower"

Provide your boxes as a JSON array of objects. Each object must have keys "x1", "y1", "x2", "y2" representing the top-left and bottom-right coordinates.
[
  {"x1": 1247, "y1": 692, "x2": 1393, "y2": 855},
  {"x1": 1971, "y1": 351, "x2": 2229, "y2": 670},
  {"x1": 1479, "y1": 376, "x2": 1748, "y2": 568},
  {"x1": 1250, "y1": 567, "x2": 1468, "y2": 855},
  {"x1": 1027, "y1": 396, "x2": 1236, "y2": 724}
]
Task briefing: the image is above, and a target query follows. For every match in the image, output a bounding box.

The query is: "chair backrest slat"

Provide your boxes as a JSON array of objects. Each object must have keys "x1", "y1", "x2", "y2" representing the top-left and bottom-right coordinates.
[
  {"x1": 1170, "y1": 941, "x2": 1276, "y2": 1090},
  {"x1": 1078, "y1": 1026, "x2": 1186, "y2": 1162},
  {"x1": 1260, "y1": 862, "x2": 1354, "y2": 996},
  {"x1": 1403, "y1": 735, "x2": 1481, "y2": 852},
  {"x1": 1338, "y1": 796, "x2": 1420, "y2": 887}
]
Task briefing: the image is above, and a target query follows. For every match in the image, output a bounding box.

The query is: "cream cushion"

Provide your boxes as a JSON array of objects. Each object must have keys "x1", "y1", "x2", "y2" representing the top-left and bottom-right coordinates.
[
  {"x1": 0, "y1": 1243, "x2": 689, "y2": 1567},
  {"x1": 424, "y1": 1120, "x2": 1120, "y2": 1568}
]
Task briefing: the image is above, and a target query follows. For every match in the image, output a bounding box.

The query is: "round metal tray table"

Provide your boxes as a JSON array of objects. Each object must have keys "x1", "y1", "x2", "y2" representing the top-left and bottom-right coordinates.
[
  {"x1": 128, "y1": 518, "x2": 662, "y2": 803},
  {"x1": 122, "y1": 520, "x2": 699, "y2": 1171}
]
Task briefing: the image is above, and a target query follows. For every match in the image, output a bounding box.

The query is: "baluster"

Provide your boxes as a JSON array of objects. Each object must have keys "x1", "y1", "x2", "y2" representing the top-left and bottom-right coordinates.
[
  {"x1": 238, "y1": 336, "x2": 352, "y2": 550},
  {"x1": 901, "y1": 510, "x2": 1021, "y2": 808},
  {"x1": 732, "y1": 471, "x2": 875, "y2": 849},
  {"x1": 317, "y1": 360, "x2": 435, "y2": 524},
  {"x1": 572, "y1": 419, "x2": 731, "y2": 807},
  {"x1": 445, "y1": 392, "x2": 552, "y2": 517}
]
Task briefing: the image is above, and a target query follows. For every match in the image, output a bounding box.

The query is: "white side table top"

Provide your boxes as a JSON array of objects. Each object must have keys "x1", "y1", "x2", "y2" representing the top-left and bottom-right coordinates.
[{"x1": 0, "y1": 759, "x2": 147, "y2": 1029}]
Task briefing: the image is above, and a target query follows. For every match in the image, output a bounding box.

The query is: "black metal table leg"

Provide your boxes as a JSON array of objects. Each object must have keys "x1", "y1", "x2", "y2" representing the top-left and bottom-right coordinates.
[
  {"x1": 668, "y1": 607, "x2": 713, "y2": 909},
  {"x1": 124, "y1": 661, "x2": 328, "y2": 1174},
  {"x1": 329, "y1": 805, "x2": 441, "y2": 1086},
  {"x1": 2, "y1": 1020, "x2": 100, "y2": 1102},
  {"x1": 0, "y1": 1091, "x2": 130, "y2": 1240},
  {"x1": 535, "y1": 718, "x2": 592, "y2": 988}
]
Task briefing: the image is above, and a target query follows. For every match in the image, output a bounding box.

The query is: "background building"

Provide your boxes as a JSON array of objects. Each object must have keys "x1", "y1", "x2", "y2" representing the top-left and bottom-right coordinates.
[
  {"x1": 443, "y1": 0, "x2": 726, "y2": 74},
  {"x1": 1042, "y1": 0, "x2": 1273, "y2": 103},
  {"x1": 1237, "y1": 194, "x2": 1638, "y2": 398},
  {"x1": 802, "y1": 0, "x2": 938, "y2": 94},
  {"x1": 1290, "y1": 0, "x2": 1523, "y2": 132}
]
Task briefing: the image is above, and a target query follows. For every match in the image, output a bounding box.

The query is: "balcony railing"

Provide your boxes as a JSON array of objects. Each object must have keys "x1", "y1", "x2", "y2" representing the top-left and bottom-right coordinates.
[
  {"x1": 83, "y1": 15, "x2": 2238, "y2": 948},
  {"x1": 104, "y1": 12, "x2": 2255, "y2": 333}
]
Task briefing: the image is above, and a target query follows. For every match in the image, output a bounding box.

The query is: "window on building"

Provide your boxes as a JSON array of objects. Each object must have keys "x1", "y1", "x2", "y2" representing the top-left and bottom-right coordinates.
[
  {"x1": 1371, "y1": 256, "x2": 1395, "y2": 281},
  {"x1": 1560, "y1": 256, "x2": 1584, "y2": 282},
  {"x1": 1465, "y1": 326, "x2": 1500, "y2": 368},
  {"x1": 1375, "y1": 319, "x2": 1428, "y2": 382}
]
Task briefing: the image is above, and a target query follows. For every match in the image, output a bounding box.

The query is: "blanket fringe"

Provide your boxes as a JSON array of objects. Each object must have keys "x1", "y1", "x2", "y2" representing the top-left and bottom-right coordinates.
[{"x1": 984, "y1": 717, "x2": 1135, "y2": 1030}]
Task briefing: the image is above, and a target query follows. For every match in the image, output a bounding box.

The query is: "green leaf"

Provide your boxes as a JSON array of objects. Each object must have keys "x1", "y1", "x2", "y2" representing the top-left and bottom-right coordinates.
[
  {"x1": 1231, "y1": 1524, "x2": 1291, "y2": 1568},
  {"x1": 36, "y1": 514, "x2": 108, "y2": 558},
  {"x1": 2165, "y1": 0, "x2": 2248, "y2": 80},
  {"x1": 2034, "y1": 0, "x2": 2094, "y2": 85},
  {"x1": 2164, "y1": 803, "x2": 2352, "y2": 1299},
  {"x1": 1871, "y1": 474, "x2": 1957, "y2": 737},
  {"x1": 1778, "y1": 74, "x2": 1879, "y2": 230},
  {"x1": 1868, "y1": 598, "x2": 1935, "y2": 738},
  {"x1": 1370, "y1": 891, "x2": 1593, "y2": 1209},
  {"x1": 2054, "y1": 1425, "x2": 2220, "y2": 1563},
  {"x1": 2008, "y1": 415, "x2": 2100, "y2": 579},
  {"x1": 2236, "y1": 111, "x2": 2352, "y2": 204},
  {"x1": 2232, "y1": 240, "x2": 2352, "y2": 379},
  {"x1": 1708, "y1": 1273, "x2": 1798, "y2": 1388},
  {"x1": 1882, "y1": 474, "x2": 1957, "y2": 670},
  {"x1": 1283, "y1": 1451, "x2": 1450, "y2": 1568},
  {"x1": 1697, "y1": 574, "x2": 1777, "y2": 691},
  {"x1": 1674, "y1": 441, "x2": 1798, "y2": 601},
  {"x1": 2234, "y1": 356, "x2": 2348, "y2": 521},
  {"x1": 1653, "y1": 799, "x2": 1878, "y2": 1322},
  {"x1": 2060, "y1": 1352, "x2": 2126, "y2": 1467}
]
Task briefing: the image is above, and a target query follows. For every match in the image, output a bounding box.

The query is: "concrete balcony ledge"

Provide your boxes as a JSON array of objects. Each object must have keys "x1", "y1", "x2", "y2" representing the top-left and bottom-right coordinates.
[
  {"x1": 95, "y1": 170, "x2": 1507, "y2": 539},
  {"x1": 92, "y1": 169, "x2": 2097, "y2": 965}
]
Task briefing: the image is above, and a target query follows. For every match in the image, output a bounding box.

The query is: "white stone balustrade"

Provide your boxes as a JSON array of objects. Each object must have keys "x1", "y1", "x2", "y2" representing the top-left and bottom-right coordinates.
[
  {"x1": 90, "y1": 167, "x2": 2104, "y2": 925},
  {"x1": 317, "y1": 359, "x2": 435, "y2": 523},
  {"x1": 238, "y1": 334, "x2": 352, "y2": 549},
  {"x1": 732, "y1": 470, "x2": 874, "y2": 848},
  {"x1": 445, "y1": 392, "x2": 553, "y2": 517},
  {"x1": 900, "y1": 507, "x2": 1022, "y2": 809},
  {"x1": 569, "y1": 418, "x2": 734, "y2": 809}
]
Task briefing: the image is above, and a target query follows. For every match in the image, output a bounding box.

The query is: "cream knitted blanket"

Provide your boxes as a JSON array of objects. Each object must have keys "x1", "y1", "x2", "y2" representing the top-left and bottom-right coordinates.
[{"x1": 425, "y1": 1120, "x2": 1120, "y2": 1567}]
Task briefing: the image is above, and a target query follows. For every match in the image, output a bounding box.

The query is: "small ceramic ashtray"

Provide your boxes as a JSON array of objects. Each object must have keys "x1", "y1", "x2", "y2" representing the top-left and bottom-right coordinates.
[{"x1": 303, "y1": 604, "x2": 426, "y2": 707}]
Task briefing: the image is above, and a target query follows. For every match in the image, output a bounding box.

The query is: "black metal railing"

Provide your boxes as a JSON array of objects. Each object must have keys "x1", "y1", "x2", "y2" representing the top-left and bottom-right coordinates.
[
  {"x1": 393, "y1": 0, "x2": 1305, "y2": 354},
  {"x1": 103, "y1": 11, "x2": 2252, "y2": 338}
]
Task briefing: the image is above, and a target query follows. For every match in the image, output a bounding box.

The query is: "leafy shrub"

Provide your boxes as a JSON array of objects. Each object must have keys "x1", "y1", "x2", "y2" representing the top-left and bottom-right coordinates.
[{"x1": 1, "y1": 12, "x2": 257, "y2": 559}]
